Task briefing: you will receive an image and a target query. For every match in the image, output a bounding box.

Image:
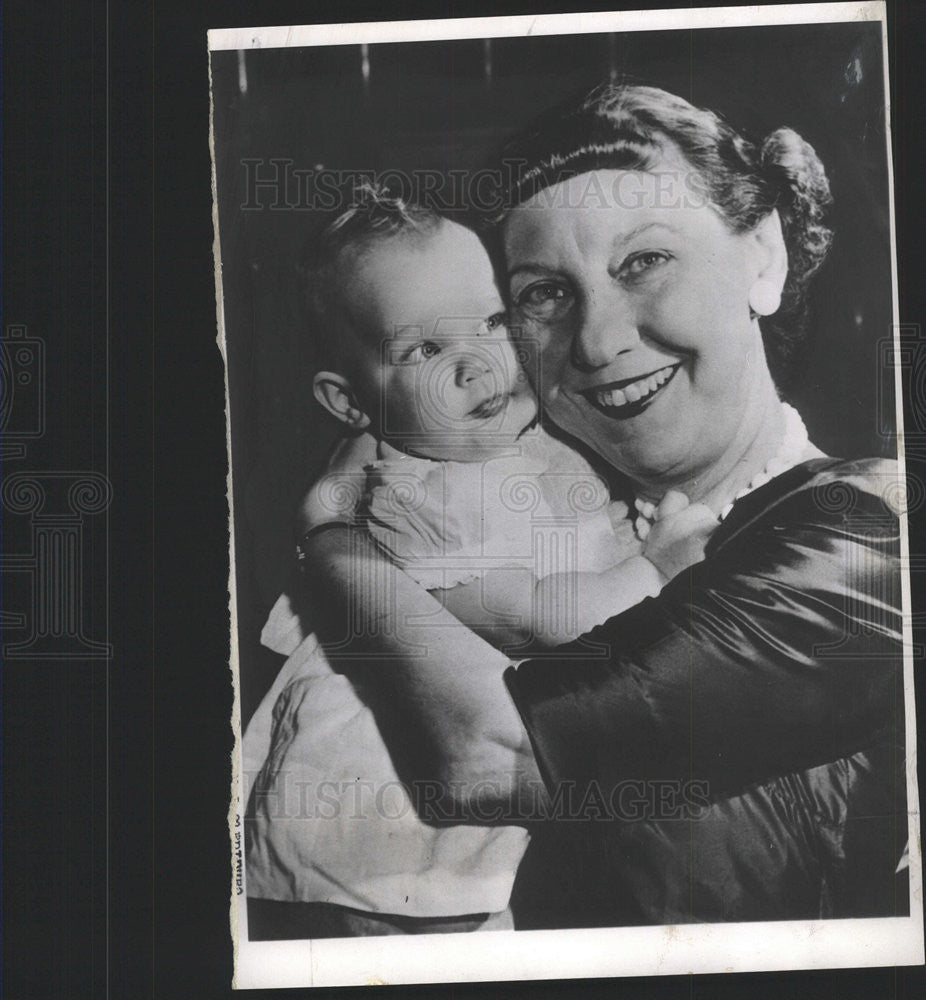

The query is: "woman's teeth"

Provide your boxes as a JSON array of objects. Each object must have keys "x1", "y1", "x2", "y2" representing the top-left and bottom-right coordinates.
[{"x1": 593, "y1": 365, "x2": 676, "y2": 409}]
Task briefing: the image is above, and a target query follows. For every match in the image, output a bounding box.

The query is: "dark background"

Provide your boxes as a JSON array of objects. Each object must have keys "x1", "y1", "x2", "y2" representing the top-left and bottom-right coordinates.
[
  {"x1": 2, "y1": 2, "x2": 925, "y2": 999},
  {"x1": 211, "y1": 20, "x2": 897, "y2": 727}
]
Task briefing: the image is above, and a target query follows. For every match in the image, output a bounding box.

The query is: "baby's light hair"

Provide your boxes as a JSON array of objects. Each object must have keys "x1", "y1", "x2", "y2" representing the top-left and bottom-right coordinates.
[{"x1": 305, "y1": 184, "x2": 443, "y2": 377}]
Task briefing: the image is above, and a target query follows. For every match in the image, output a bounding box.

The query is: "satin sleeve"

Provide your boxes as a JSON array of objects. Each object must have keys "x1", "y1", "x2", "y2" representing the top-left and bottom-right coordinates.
[{"x1": 506, "y1": 458, "x2": 903, "y2": 797}]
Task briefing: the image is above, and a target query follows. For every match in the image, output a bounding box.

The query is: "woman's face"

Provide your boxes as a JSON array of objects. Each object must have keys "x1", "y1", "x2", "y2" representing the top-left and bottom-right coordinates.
[{"x1": 503, "y1": 166, "x2": 774, "y2": 487}]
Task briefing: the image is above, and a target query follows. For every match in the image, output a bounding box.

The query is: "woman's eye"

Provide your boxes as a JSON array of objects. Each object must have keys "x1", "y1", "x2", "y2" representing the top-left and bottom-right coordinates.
[
  {"x1": 623, "y1": 251, "x2": 671, "y2": 279},
  {"x1": 514, "y1": 281, "x2": 573, "y2": 321},
  {"x1": 485, "y1": 311, "x2": 507, "y2": 332}
]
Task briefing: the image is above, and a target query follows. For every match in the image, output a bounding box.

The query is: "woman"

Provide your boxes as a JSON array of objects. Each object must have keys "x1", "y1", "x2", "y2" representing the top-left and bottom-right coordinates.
[{"x1": 294, "y1": 84, "x2": 906, "y2": 926}]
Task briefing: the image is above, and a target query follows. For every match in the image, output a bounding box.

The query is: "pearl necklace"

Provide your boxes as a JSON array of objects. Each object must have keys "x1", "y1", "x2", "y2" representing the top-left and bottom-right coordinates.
[{"x1": 633, "y1": 402, "x2": 810, "y2": 540}]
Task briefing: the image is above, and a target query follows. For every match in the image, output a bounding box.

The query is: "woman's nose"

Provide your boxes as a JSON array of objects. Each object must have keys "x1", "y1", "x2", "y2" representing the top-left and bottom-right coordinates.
[{"x1": 571, "y1": 291, "x2": 639, "y2": 370}]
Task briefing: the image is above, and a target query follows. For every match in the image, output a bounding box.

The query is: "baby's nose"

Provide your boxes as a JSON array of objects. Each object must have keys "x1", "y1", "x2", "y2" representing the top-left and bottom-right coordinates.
[{"x1": 454, "y1": 354, "x2": 492, "y2": 388}]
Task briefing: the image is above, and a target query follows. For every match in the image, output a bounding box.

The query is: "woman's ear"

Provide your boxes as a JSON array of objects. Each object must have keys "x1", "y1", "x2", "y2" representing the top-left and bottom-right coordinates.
[
  {"x1": 313, "y1": 371, "x2": 371, "y2": 430},
  {"x1": 747, "y1": 209, "x2": 788, "y2": 317}
]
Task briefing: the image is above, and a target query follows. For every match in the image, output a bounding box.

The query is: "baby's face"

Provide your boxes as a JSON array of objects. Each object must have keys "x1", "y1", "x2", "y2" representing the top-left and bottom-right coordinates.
[{"x1": 345, "y1": 220, "x2": 538, "y2": 461}]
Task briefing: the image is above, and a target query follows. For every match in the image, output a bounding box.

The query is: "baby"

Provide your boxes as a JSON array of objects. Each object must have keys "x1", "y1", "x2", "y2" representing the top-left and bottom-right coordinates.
[{"x1": 244, "y1": 188, "x2": 714, "y2": 938}]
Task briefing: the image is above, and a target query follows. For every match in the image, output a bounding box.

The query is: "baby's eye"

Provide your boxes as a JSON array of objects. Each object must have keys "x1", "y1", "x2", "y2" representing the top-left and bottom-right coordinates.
[
  {"x1": 514, "y1": 281, "x2": 574, "y2": 322},
  {"x1": 622, "y1": 251, "x2": 671, "y2": 279},
  {"x1": 485, "y1": 311, "x2": 508, "y2": 332},
  {"x1": 418, "y1": 341, "x2": 442, "y2": 360},
  {"x1": 404, "y1": 341, "x2": 443, "y2": 363}
]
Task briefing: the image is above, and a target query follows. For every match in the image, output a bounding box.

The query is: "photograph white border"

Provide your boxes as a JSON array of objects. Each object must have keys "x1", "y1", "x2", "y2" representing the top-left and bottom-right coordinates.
[{"x1": 209, "y1": 2, "x2": 923, "y2": 989}]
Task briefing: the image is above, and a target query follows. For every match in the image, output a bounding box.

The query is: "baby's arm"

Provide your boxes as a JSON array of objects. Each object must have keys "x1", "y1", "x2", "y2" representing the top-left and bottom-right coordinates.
[
  {"x1": 439, "y1": 491, "x2": 717, "y2": 650},
  {"x1": 437, "y1": 559, "x2": 654, "y2": 651},
  {"x1": 537, "y1": 495, "x2": 718, "y2": 642},
  {"x1": 529, "y1": 554, "x2": 664, "y2": 647}
]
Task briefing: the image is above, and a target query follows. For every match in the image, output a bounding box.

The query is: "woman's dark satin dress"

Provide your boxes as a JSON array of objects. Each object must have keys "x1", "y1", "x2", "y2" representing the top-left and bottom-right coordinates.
[{"x1": 507, "y1": 458, "x2": 909, "y2": 926}]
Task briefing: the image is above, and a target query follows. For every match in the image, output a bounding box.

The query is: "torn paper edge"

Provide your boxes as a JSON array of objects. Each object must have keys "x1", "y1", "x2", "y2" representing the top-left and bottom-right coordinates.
[{"x1": 208, "y1": 2, "x2": 924, "y2": 989}]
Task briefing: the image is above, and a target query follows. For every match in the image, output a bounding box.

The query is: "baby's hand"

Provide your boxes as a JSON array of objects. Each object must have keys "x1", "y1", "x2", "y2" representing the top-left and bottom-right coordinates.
[{"x1": 643, "y1": 490, "x2": 718, "y2": 582}]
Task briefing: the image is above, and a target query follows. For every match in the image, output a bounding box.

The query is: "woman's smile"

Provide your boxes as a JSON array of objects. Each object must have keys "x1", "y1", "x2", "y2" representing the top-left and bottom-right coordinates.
[{"x1": 581, "y1": 362, "x2": 682, "y2": 419}]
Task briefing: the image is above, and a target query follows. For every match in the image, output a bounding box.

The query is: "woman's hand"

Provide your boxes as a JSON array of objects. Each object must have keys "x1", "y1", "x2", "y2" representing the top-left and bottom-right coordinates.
[
  {"x1": 299, "y1": 525, "x2": 542, "y2": 815},
  {"x1": 298, "y1": 431, "x2": 379, "y2": 534}
]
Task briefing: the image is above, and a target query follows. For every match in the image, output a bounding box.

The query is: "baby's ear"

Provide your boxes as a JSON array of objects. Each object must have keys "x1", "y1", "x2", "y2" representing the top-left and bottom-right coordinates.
[{"x1": 313, "y1": 371, "x2": 371, "y2": 430}]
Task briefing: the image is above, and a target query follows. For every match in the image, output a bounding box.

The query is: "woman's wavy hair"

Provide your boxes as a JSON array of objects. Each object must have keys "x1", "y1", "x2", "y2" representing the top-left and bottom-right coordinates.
[{"x1": 486, "y1": 83, "x2": 833, "y2": 385}]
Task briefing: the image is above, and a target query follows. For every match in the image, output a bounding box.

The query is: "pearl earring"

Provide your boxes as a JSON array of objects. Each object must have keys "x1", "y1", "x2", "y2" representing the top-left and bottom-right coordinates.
[{"x1": 749, "y1": 279, "x2": 781, "y2": 317}]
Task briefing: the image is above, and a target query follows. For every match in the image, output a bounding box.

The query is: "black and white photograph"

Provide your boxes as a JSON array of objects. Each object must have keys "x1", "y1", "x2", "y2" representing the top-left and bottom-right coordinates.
[{"x1": 208, "y1": 4, "x2": 923, "y2": 988}]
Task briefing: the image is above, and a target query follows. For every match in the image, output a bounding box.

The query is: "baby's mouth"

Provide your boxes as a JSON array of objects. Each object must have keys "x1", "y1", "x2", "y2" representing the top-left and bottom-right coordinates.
[
  {"x1": 468, "y1": 392, "x2": 512, "y2": 420},
  {"x1": 582, "y1": 363, "x2": 681, "y2": 419}
]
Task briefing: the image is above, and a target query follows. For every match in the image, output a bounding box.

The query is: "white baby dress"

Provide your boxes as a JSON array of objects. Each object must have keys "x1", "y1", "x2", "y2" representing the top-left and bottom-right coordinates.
[{"x1": 243, "y1": 428, "x2": 635, "y2": 917}]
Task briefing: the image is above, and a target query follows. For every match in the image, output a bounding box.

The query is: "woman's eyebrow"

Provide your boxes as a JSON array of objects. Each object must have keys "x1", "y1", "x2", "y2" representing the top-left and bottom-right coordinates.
[
  {"x1": 507, "y1": 261, "x2": 556, "y2": 279},
  {"x1": 615, "y1": 221, "x2": 676, "y2": 246},
  {"x1": 507, "y1": 222, "x2": 680, "y2": 279}
]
